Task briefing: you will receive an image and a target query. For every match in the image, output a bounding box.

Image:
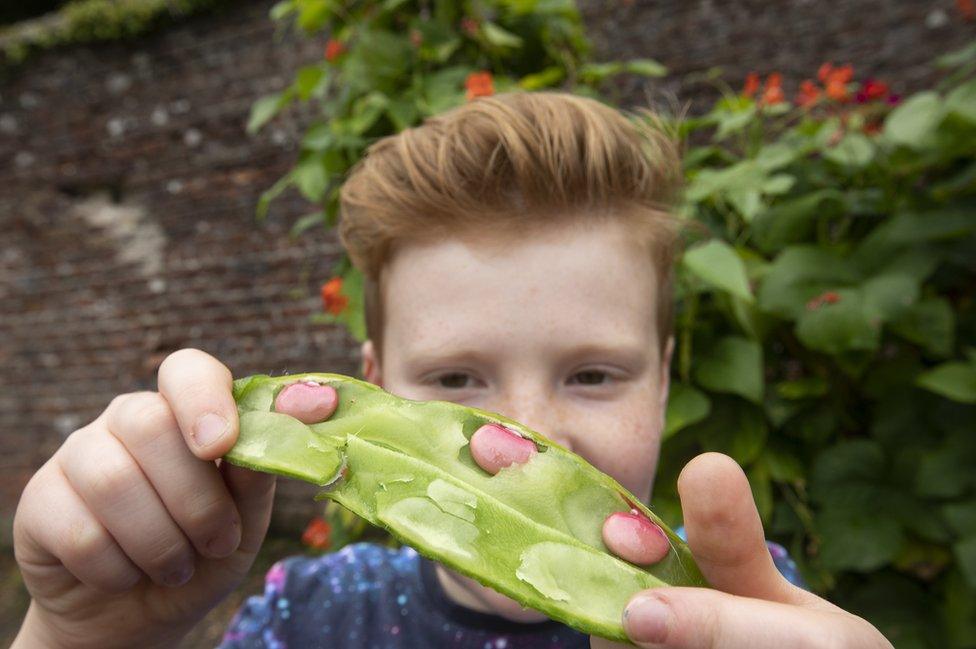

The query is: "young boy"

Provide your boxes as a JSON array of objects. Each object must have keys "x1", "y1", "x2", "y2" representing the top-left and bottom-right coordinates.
[{"x1": 12, "y1": 92, "x2": 892, "y2": 648}]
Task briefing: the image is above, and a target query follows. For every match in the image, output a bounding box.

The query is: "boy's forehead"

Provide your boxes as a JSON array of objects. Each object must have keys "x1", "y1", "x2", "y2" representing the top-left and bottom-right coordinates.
[{"x1": 380, "y1": 220, "x2": 662, "y2": 353}]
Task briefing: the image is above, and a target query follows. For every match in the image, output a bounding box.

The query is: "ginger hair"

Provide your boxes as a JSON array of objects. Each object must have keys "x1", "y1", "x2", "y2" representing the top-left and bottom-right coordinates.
[{"x1": 338, "y1": 91, "x2": 685, "y2": 359}]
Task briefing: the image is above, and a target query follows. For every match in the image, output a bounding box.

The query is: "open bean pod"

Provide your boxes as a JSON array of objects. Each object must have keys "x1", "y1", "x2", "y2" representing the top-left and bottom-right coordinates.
[{"x1": 224, "y1": 372, "x2": 707, "y2": 642}]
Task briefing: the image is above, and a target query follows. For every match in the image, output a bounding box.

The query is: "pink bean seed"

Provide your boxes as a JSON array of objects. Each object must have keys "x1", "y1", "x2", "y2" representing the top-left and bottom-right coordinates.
[
  {"x1": 274, "y1": 381, "x2": 339, "y2": 424},
  {"x1": 602, "y1": 510, "x2": 670, "y2": 565},
  {"x1": 469, "y1": 423, "x2": 538, "y2": 475}
]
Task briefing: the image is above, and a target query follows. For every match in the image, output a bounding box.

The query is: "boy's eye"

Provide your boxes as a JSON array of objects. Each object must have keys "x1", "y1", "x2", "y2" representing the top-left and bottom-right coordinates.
[
  {"x1": 437, "y1": 372, "x2": 475, "y2": 389},
  {"x1": 569, "y1": 370, "x2": 609, "y2": 385}
]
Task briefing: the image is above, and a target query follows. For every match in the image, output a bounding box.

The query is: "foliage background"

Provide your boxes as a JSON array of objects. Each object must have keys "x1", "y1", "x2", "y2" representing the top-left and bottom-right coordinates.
[{"x1": 251, "y1": 2, "x2": 976, "y2": 646}]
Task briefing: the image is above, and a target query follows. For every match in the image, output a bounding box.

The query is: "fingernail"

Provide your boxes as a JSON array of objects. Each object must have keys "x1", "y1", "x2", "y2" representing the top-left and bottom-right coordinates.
[
  {"x1": 164, "y1": 563, "x2": 194, "y2": 588},
  {"x1": 207, "y1": 521, "x2": 241, "y2": 558},
  {"x1": 624, "y1": 595, "x2": 671, "y2": 644},
  {"x1": 194, "y1": 413, "x2": 228, "y2": 447}
]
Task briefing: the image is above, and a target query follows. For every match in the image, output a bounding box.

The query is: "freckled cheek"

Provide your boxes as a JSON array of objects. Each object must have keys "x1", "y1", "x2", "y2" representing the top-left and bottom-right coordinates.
[{"x1": 572, "y1": 415, "x2": 660, "y2": 502}]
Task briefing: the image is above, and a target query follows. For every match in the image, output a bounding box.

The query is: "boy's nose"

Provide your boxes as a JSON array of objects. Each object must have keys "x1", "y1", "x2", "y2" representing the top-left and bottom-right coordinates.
[{"x1": 492, "y1": 391, "x2": 575, "y2": 452}]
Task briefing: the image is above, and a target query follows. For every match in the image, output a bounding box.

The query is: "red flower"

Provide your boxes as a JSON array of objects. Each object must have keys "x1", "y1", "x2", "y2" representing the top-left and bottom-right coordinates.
[
  {"x1": 324, "y1": 39, "x2": 346, "y2": 63},
  {"x1": 958, "y1": 0, "x2": 974, "y2": 20},
  {"x1": 742, "y1": 72, "x2": 761, "y2": 98},
  {"x1": 861, "y1": 79, "x2": 890, "y2": 100},
  {"x1": 806, "y1": 291, "x2": 842, "y2": 311},
  {"x1": 302, "y1": 517, "x2": 332, "y2": 550},
  {"x1": 759, "y1": 72, "x2": 785, "y2": 106},
  {"x1": 796, "y1": 79, "x2": 821, "y2": 107},
  {"x1": 321, "y1": 277, "x2": 348, "y2": 315},
  {"x1": 465, "y1": 71, "x2": 494, "y2": 101},
  {"x1": 460, "y1": 17, "x2": 480, "y2": 37},
  {"x1": 863, "y1": 120, "x2": 884, "y2": 136}
]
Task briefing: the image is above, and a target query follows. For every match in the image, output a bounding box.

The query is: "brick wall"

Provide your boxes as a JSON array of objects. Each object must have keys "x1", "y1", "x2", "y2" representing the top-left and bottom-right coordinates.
[{"x1": 1, "y1": 0, "x2": 973, "y2": 545}]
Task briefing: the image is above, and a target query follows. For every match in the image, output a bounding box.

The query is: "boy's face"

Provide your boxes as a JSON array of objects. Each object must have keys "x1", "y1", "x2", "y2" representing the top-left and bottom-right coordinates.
[{"x1": 362, "y1": 218, "x2": 673, "y2": 622}]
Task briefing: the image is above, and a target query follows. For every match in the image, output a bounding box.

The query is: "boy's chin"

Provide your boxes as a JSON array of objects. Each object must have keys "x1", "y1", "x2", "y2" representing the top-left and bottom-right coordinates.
[
  {"x1": 436, "y1": 565, "x2": 549, "y2": 623},
  {"x1": 479, "y1": 587, "x2": 550, "y2": 623}
]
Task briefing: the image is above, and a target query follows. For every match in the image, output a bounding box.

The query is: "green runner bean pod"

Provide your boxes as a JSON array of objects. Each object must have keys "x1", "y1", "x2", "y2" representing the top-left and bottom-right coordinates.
[{"x1": 224, "y1": 372, "x2": 707, "y2": 641}]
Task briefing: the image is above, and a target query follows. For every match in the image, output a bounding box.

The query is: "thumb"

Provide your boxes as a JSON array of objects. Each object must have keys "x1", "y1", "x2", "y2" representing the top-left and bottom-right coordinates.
[
  {"x1": 677, "y1": 452, "x2": 803, "y2": 604},
  {"x1": 620, "y1": 587, "x2": 879, "y2": 649}
]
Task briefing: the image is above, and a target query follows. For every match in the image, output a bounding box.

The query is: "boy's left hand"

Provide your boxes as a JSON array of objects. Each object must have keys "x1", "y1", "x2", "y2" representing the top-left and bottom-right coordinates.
[{"x1": 591, "y1": 452, "x2": 893, "y2": 649}]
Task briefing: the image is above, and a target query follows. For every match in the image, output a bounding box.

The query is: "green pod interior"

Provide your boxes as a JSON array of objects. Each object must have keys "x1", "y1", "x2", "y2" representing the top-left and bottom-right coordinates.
[{"x1": 224, "y1": 372, "x2": 707, "y2": 641}]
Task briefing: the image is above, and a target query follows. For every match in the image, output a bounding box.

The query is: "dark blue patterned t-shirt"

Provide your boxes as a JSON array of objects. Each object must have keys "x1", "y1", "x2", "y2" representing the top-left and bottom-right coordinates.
[{"x1": 220, "y1": 531, "x2": 804, "y2": 649}]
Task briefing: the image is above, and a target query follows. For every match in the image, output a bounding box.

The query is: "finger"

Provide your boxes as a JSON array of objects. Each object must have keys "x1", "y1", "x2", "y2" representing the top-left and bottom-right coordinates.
[
  {"x1": 59, "y1": 427, "x2": 196, "y2": 588},
  {"x1": 13, "y1": 458, "x2": 142, "y2": 596},
  {"x1": 622, "y1": 587, "x2": 890, "y2": 649},
  {"x1": 157, "y1": 348, "x2": 238, "y2": 459},
  {"x1": 677, "y1": 453, "x2": 803, "y2": 604},
  {"x1": 106, "y1": 392, "x2": 242, "y2": 559},
  {"x1": 219, "y1": 462, "x2": 276, "y2": 556}
]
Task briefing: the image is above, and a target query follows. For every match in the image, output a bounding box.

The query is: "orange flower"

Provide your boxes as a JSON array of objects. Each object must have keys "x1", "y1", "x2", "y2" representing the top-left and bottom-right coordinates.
[
  {"x1": 302, "y1": 517, "x2": 332, "y2": 550},
  {"x1": 324, "y1": 39, "x2": 346, "y2": 63},
  {"x1": 796, "y1": 79, "x2": 821, "y2": 107},
  {"x1": 742, "y1": 72, "x2": 761, "y2": 98},
  {"x1": 826, "y1": 79, "x2": 850, "y2": 102},
  {"x1": 759, "y1": 72, "x2": 785, "y2": 106},
  {"x1": 320, "y1": 277, "x2": 348, "y2": 315},
  {"x1": 465, "y1": 71, "x2": 494, "y2": 101}
]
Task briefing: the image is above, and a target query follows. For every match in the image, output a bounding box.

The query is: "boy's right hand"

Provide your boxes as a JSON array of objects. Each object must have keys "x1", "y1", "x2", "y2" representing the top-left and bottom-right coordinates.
[{"x1": 12, "y1": 349, "x2": 277, "y2": 649}]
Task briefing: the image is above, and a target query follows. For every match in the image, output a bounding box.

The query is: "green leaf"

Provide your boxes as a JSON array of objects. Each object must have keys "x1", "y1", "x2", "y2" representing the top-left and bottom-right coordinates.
[
  {"x1": 823, "y1": 132, "x2": 875, "y2": 168},
  {"x1": 861, "y1": 273, "x2": 919, "y2": 322},
  {"x1": 421, "y1": 66, "x2": 469, "y2": 115},
  {"x1": 916, "y1": 443, "x2": 975, "y2": 498},
  {"x1": 748, "y1": 462, "x2": 773, "y2": 523},
  {"x1": 386, "y1": 98, "x2": 419, "y2": 131},
  {"x1": 623, "y1": 58, "x2": 667, "y2": 77},
  {"x1": 810, "y1": 440, "x2": 887, "y2": 506},
  {"x1": 916, "y1": 362, "x2": 976, "y2": 404},
  {"x1": 290, "y1": 211, "x2": 325, "y2": 237},
  {"x1": 943, "y1": 501, "x2": 976, "y2": 536},
  {"x1": 664, "y1": 383, "x2": 711, "y2": 439},
  {"x1": 760, "y1": 173, "x2": 795, "y2": 195},
  {"x1": 696, "y1": 399, "x2": 769, "y2": 464},
  {"x1": 890, "y1": 297, "x2": 955, "y2": 357},
  {"x1": 519, "y1": 67, "x2": 565, "y2": 90},
  {"x1": 482, "y1": 22, "x2": 523, "y2": 48},
  {"x1": 955, "y1": 536, "x2": 976, "y2": 588},
  {"x1": 682, "y1": 240, "x2": 754, "y2": 303},
  {"x1": 945, "y1": 569, "x2": 976, "y2": 648},
  {"x1": 247, "y1": 91, "x2": 290, "y2": 134},
  {"x1": 946, "y1": 79, "x2": 976, "y2": 123},
  {"x1": 760, "y1": 445, "x2": 804, "y2": 482},
  {"x1": 775, "y1": 377, "x2": 828, "y2": 400},
  {"x1": 348, "y1": 92, "x2": 389, "y2": 135},
  {"x1": 884, "y1": 91, "x2": 945, "y2": 148},
  {"x1": 694, "y1": 336, "x2": 764, "y2": 403},
  {"x1": 293, "y1": 155, "x2": 329, "y2": 202},
  {"x1": 751, "y1": 188, "x2": 846, "y2": 253},
  {"x1": 579, "y1": 61, "x2": 624, "y2": 82},
  {"x1": 795, "y1": 288, "x2": 881, "y2": 354},
  {"x1": 294, "y1": 64, "x2": 328, "y2": 100},
  {"x1": 817, "y1": 509, "x2": 904, "y2": 572},
  {"x1": 757, "y1": 246, "x2": 859, "y2": 319},
  {"x1": 256, "y1": 172, "x2": 294, "y2": 220}
]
